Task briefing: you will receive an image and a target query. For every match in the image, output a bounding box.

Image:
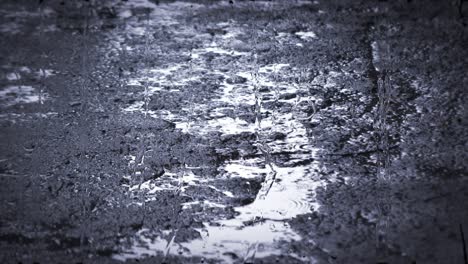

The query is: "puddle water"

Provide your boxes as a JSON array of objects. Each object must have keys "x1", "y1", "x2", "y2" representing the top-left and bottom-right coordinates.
[
  {"x1": 118, "y1": 62, "x2": 327, "y2": 261},
  {"x1": 192, "y1": 44, "x2": 249, "y2": 59},
  {"x1": 0, "y1": 85, "x2": 48, "y2": 106},
  {"x1": 295, "y1": 31, "x2": 318, "y2": 40},
  {"x1": 6, "y1": 72, "x2": 21, "y2": 81},
  {"x1": 0, "y1": 66, "x2": 55, "y2": 108},
  {"x1": 113, "y1": 0, "x2": 330, "y2": 262},
  {"x1": 0, "y1": 22, "x2": 21, "y2": 34}
]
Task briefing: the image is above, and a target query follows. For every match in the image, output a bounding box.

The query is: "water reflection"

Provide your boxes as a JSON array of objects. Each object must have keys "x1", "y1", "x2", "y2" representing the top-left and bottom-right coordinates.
[{"x1": 114, "y1": 1, "x2": 329, "y2": 259}]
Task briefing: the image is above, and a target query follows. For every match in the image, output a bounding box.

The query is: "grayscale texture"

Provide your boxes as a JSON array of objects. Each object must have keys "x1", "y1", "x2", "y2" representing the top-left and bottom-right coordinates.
[{"x1": 0, "y1": 0, "x2": 467, "y2": 263}]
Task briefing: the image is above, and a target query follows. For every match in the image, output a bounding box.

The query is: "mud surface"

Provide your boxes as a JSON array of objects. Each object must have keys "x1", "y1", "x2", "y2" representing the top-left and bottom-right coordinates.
[{"x1": 1, "y1": 0, "x2": 467, "y2": 263}]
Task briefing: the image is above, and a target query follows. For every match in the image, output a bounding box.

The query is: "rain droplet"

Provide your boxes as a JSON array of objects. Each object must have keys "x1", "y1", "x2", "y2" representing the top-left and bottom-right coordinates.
[
  {"x1": 200, "y1": 229, "x2": 209, "y2": 239},
  {"x1": 257, "y1": 243, "x2": 265, "y2": 251}
]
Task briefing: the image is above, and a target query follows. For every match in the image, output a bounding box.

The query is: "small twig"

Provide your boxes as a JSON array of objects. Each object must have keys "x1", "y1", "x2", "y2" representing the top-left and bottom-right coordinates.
[
  {"x1": 326, "y1": 145, "x2": 398, "y2": 157},
  {"x1": 0, "y1": 173, "x2": 21, "y2": 178},
  {"x1": 461, "y1": 224, "x2": 468, "y2": 264},
  {"x1": 459, "y1": 0, "x2": 465, "y2": 19}
]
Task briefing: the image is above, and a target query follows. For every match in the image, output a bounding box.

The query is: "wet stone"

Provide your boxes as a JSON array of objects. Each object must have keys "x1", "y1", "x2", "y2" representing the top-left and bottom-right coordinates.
[
  {"x1": 269, "y1": 131, "x2": 287, "y2": 141},
  {"x1": 226, "y1": 75, "x2": 247, "y2": 84},
  {"x1": 279, "y1": 92, "x2": 297, "y2": 100},
  {"x1": 258, "y1": 86, "x2": 270, "y2": 93},
  {"x1": 254, "y1": 42, "x2": 272, "y2": 52},
  {"x1": 68, "y1": 101, "x2": 81, "y2": 107},
  {"x1": 146, "y1": 166, "x2": 165, "y2": 181}
]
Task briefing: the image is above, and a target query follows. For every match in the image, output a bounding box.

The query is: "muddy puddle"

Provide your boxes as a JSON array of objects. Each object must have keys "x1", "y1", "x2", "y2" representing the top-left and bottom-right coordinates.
[
  {"x1": 112, "y1": 0, "x2": 334, "y2": 262},
  {"x1": 1, "y1": 0, "x2": 466, "y2": 263}
]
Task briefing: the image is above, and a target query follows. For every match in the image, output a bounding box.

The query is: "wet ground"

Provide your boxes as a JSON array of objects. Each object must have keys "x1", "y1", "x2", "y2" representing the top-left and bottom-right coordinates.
[{"x1": 0, "y1": 0, "x2": 467, "y2": 263}]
